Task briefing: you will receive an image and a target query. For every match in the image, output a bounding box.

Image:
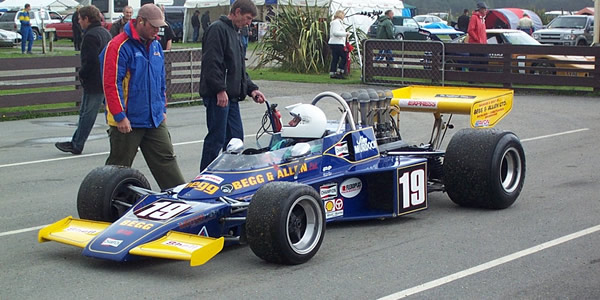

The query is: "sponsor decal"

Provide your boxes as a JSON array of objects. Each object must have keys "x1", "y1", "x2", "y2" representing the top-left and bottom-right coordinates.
[
  {"x1": 474, "y1": 119, "x2": 490, "y2": 127},
  {"x1": 220, "y1": 184, "x2": 234, "y2": 193},
  {"x1": 435, "y1": 94, "x2": 476, "y2": 99},
  {"x1": 324, "y1": 198, "x2": 344, "y2": 219},
  {"x1": 398, "y1": 99, "x2": 439, "y2": 109},
  {"x1": 101, "y1": 238, "x2": 123, "y2": 247},
  {"x1": 340, "y1": 178, "x2": 362, "y2": 198},
  {"x1": 354, "y1": 136, "x2": 377, "y2": 154},
  {"x1": 198, "y1": 226, "x2": 209, "y2": 237},
  {"x1": 119, "y1": 220, "x2": 154, "y2": 230},
  {"x1": 185, "y1": 181, "x2": 219, "y2": 195},
  {"x1": 322, "y1": 165, "x2": 332, "y2": 172},
  {"x1": 163, "y1": 240, "x2": 202, "y2": 251},
  {"x1": 229, "y1": 163, "x2": 312, "y2": 191},
  {"x1": 178, "y1": 212, "x2": 217, "y2": 229},
  {"x1": 64, "y1": 226, "x2": 100, "y2": 235},
  {"x1": 194, "y1": 174, "x2": 225, "y2": 184},
  {"x1": 334, "y1": 141, "x2": 349, "y2": 157},
  {"x1": 116, "y1": 229, "x2": 134, "y2": 236},
  {"x1": 319, "y1": 183, "x2": 337, "y2": 200}
]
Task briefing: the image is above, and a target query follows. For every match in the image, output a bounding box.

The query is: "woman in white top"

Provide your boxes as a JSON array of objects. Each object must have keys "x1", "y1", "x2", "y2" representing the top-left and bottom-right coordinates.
[{"x1": 329, "y1": 10, "x2": 350, "y2": 79}]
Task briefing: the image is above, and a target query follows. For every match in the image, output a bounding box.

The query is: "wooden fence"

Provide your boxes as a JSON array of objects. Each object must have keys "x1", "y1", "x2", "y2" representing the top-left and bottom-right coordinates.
[
  {"x1": 0, "y1": 49, "x2": 203, "y2": 116},
  {"x1": 363, "y1": 40, "x2": 600, "y2": 92}
]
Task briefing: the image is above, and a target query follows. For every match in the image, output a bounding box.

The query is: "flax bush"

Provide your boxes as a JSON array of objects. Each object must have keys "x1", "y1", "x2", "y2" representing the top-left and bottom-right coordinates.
[{"x1": 255, "y1": 2, "x2": 331, "y2": 73}]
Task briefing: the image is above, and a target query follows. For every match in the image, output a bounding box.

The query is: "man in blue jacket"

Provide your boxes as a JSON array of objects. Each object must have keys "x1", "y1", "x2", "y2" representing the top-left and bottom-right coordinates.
[
  {"x1": 18, "y1": 4, "x2": 34, "y2": 54},
  {"x1": 100, "y1": 4, "x2": 185, "y2": 190},
  {"x1": 198, "y1": 0, "x2": 266, "y2": 171}
]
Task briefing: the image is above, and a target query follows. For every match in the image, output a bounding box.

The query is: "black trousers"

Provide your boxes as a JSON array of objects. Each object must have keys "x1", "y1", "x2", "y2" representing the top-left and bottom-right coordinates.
[{"x1": 329, "y1": 43, "x2": 347, "y2": 73}]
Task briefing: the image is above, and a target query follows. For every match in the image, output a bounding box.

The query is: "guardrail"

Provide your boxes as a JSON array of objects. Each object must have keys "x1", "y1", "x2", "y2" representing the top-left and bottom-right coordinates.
[
  {"x1": 0, "y1": 49, "x2": 203, "y2": 117},
  {"x1": 363, "y1": 39, "x2": 600, "y2": 92}
]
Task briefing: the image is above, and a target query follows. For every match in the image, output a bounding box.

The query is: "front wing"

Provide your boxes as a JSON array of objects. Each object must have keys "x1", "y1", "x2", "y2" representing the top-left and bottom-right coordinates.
[{"x1": 38, "y1": 216, "x2": 224, "y2": 266}]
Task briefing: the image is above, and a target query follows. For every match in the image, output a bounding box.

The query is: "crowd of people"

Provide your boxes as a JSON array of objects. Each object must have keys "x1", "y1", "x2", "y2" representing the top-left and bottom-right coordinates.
[{"x1": 49, "y1": 0, "x2": 265, "y2": 190}]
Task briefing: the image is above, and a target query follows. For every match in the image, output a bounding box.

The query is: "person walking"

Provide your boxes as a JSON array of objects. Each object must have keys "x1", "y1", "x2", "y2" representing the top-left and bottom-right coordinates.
[
  {"x1": 100, "y1": 3, "x2": 186, "y2": 190},
  {"x1": 199, "y1": 0, "x2": 266, "y2": 171},
  {"x1": 18, "y1": 4, "x2": 34, "y2": 54},
  {"x1": 201, "y1": 10, "x2": 210, "y2": 39},
  {"x1": 191, "y1": 10, "x2": 200, "y2": 42},
  {"x1": 328, "y1": 10, "x2": 350, "y2": 79},
  {"x1": 72, "y1": 6, "x2": 83, "y2": 50},
  {"x1": 110, "y1": 5, "x2": 133, "y2": 37},
  {"x1": 158, "y1": 5, "x2": 175, "y2": 50},
  {"x1": 457, "y1": 9, "x2": 470, "y2": 33},
  {"x1": 467, "y1": 2, "x2": 487, "y2": 44},
  {"x1": 376, "y1": 10, "x2": 395, "y2": 64},
  {"x1": 55, "y1": 5, "x2": 112, "y2": 155},
  {"x1": 518, "y1": 13, "x2": 534, "y2": 35}
]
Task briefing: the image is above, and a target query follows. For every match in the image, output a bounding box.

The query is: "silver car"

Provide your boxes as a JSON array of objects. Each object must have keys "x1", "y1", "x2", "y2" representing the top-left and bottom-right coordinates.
[{"x1": 0, "y1": 28, "x2": 21, "y2": 47}]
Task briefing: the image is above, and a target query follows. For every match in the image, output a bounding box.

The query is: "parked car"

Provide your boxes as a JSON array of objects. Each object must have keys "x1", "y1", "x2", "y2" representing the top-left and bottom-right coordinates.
[
  {"x1": 451, "y1": 29, "x2": 593, "y2": 76},
  {"x1": 0, "y1": 28, "x2": 21, "y2": 47},
  {"x1": 45, "y1": 13, "x2": 110, "y2": 40},
  {"x1": 532, "y1": 15, "x2": 594, "y2": 46},
  {"x1": 413, "y1": 15, "x2": 447, "y2": 26},
  {"x1": 367, "y1": 16, "x2": 424, "y2": 40},
  {"x1": 0, "y1": 9, "x2": 59, "y2": 40}
]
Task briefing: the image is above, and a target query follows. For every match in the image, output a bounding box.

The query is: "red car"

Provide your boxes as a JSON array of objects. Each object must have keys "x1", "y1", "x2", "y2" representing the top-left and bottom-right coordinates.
[{"x1": 46, "y1": 13, "x2": 111, "y2": 40}]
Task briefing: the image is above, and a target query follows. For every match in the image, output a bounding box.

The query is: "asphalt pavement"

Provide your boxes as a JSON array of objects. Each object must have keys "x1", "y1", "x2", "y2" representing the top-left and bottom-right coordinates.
[{"x1": 1, "y1": 81, "x2": 599, "y2": 299}]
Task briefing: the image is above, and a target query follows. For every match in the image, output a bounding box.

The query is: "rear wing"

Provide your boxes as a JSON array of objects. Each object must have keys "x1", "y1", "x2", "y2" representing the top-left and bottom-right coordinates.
[{"x1": 392, "y1": 86, "x2": 514, "y2": 128}]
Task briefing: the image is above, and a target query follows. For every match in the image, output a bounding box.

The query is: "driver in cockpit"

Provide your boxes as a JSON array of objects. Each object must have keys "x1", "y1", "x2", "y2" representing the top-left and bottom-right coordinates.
[{"x1": 271, "y1": 104, "x2": 327, "y2": 150}]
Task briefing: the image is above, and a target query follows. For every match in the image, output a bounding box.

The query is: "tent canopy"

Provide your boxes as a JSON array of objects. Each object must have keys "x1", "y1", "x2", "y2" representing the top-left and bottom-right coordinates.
[
  {"x1": 0, "y1": 0, "x2": 80, "y2": 11},
  {"x1": 575, "y1": 7, "x2": 594, "y2": 15},
  {"x1": 330, "y1": 0, "x2": 404, "y2": 34},
  {"x1": 486, "y1": 8, "x2": 543, "y2": 31}
]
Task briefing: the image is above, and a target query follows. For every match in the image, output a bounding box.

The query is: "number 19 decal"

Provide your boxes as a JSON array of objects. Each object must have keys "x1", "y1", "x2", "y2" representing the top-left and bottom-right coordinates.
[
  {"x1": 397, "y1": 164, "x2": 427, "y2": 214},
  {"x1": 135, "y1": 200, "x2": 191, "y2": 221}
]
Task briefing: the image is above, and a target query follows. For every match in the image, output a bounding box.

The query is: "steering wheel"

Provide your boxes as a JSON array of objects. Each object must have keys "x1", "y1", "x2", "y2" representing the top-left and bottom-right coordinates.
[{"x1": 310, "y1": 92, "x2": 357, "y2": 133}]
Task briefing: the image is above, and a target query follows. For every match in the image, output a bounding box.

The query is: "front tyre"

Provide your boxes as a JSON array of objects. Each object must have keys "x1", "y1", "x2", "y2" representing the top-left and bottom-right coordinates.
[
  {"x1": 77, "y1": 165, "x2": 150, "y2": 222},
  {"x1": 246, "y1": 182, "x2": 325, "y2": 265},
  {"x1": 443, "y1": 128, "x2": 526, "y2": 209}
]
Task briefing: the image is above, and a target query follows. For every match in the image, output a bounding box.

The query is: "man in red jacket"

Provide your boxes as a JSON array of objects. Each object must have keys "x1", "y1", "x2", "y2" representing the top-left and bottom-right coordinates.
[{"x1": 467, "y1": 2, "x2": 487, "y2": 44}]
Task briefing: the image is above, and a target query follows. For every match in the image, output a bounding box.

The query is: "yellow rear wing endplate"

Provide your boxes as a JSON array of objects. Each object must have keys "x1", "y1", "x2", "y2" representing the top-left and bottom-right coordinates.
[
  {"x1": 392, "y1": 86, "x2": 514, "y2": 128},
  {"x1": 130, "y1": 231, "x2": 224, "y2": 266},
  {"x1": 38, "y1": 216, "x2": 110, "y2": 248}
]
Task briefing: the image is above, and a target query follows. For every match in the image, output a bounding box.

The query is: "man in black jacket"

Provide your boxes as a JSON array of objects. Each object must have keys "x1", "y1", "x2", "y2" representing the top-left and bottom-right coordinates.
[
  {"x1": 191, "y1": 10, "x2": 200, "y2": 42},
  {"x1": 56, "y1": 5, "x2": 112, "y2": 155},
  {"x1": 199, "y1": 0, "x2": 266, "y2": 171},
  {"x1": 201, "y1": 10, "x2": 210, "y2": 39}
]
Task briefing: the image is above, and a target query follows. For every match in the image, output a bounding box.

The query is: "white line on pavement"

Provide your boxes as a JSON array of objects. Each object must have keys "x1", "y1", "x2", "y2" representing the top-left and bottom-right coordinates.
[
  {"x1": 0, "y1": 133, "x2": 255, "y2": 169},
  {"x1": 520, "y1": 128, "x2": 589, "y2": 142},
  {"x1": 0, "y1": 225, "x2": 47, "y2": 237},
  {"x1": 378, "y1": 224, "x2": 600, "y2": 300}
]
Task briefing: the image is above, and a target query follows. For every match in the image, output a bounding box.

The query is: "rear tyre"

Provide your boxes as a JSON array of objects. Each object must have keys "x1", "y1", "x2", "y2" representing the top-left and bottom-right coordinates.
[
  {"x1": 246, "y1": 182, "x2": 325, "y2": 265},
  {"x1": 77, "y1": 165, "x2": 150, "y2": 222},
  {"x1": 443, "y1": 128, "x2": 525, "y2": 209},
  {"x1": 395, "y1": 33, "x2": 404, "y2": 40}
]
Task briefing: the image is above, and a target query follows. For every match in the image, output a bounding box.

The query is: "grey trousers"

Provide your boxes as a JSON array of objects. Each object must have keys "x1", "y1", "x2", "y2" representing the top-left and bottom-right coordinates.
[{"x1": 106, "y1": 122, "x2": 186, "y2": 190}]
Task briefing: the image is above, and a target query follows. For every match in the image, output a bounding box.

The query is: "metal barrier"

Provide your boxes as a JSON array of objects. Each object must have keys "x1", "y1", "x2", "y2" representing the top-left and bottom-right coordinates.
[
  {"x1": 363, "y1": 39, "x2": 445, "y2": 86},
  {"x1": 164, "y1": 48, "x2": 202, "y2": 104},
  {"x1": 363, "y1": 40, "x2": 600, "y2": 92}
]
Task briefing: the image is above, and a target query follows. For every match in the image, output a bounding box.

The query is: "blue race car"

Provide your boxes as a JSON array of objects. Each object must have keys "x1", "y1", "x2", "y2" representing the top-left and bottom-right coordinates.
[{"x1": 39, "y1": 86, "x2": 525, "y2": 266}]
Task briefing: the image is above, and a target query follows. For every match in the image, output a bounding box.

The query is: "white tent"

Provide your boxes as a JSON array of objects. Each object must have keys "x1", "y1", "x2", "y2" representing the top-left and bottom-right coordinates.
[
  {"x1": 0, "y1": 0, "x2": 80, "y2": 11},
  {"x1": 330, "y1": 0, "x2": 404, "y2": 34},
  {"x1": 181, "y1": 0, "x2": 402, "y2": 42}
]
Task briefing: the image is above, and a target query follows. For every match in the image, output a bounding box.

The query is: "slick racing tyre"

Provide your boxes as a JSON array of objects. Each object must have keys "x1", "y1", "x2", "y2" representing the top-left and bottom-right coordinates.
[
  {"x1": 246, "y1": 182, "x2": 325, "y2": 265},
  {"x1": 443, "y1": 128, "x2": 525, "y2": 209},
  {"x1": 77, "y1": 165, "x2": 150, "y2": 222}
]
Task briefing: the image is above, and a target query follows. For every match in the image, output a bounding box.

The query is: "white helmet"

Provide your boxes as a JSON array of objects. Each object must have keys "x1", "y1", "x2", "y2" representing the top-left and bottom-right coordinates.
[{"x1": 280, "y1": 104, "x2": 327, "y2": 139}]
